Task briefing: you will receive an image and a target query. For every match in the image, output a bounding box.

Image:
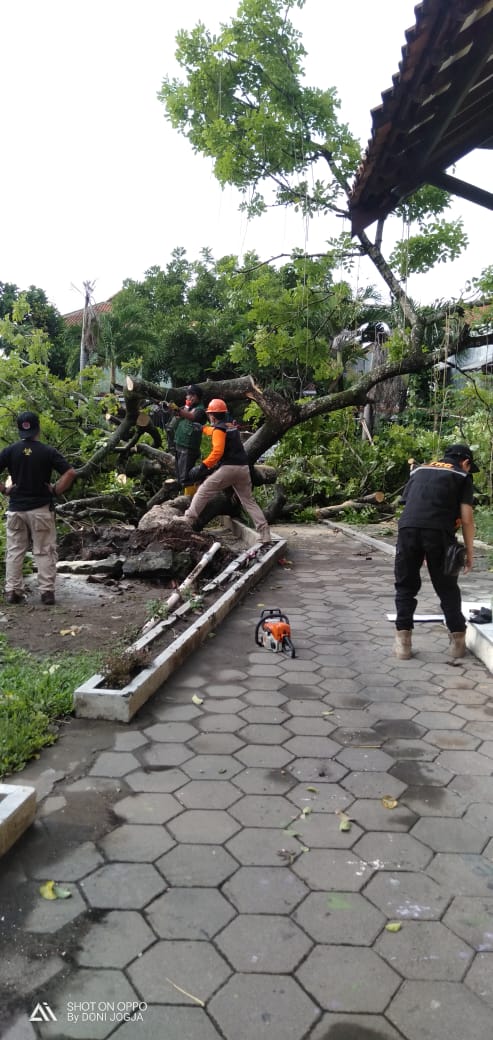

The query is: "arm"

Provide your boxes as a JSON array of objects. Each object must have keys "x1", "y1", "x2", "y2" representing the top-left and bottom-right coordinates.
[
  {"x1": 50, "y1": 467, "x2": 77, "y2": 497},
  {"x1": 203, "y1": 427, "x2": 226, "y2": 469},
  {"x1": 460, "y1": 502, "x2": 475, "y2": 573}
]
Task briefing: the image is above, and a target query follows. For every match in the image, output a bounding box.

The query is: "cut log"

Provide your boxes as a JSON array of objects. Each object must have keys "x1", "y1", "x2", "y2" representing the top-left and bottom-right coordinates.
[{"x1": 316, "y1": 495, "x2": 387, "y2": 518}]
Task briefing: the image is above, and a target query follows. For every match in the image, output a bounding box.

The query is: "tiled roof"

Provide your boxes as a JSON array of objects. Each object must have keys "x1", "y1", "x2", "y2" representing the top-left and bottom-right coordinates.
[
  {"x1": 63, "y1": 300, "x2": 113, "y2": 327},
  {"x1": 349, "y1": 0, "x2": 493, "y2": 233}
]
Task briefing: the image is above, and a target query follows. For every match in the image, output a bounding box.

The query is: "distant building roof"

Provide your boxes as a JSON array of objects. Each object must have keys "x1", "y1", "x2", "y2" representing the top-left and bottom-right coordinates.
[
  {"x1": 63, "y1": 299, "x2": 114, "y2": 327},
  {"x1": 349, "y1": 0, "x2": 493, "y2": 234}
]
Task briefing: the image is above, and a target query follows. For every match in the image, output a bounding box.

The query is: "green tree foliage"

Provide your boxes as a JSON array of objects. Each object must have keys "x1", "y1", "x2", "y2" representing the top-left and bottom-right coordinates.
[
  {"x1": 0, "y1": 282, "x2": 68, "y2": 377},
  {"x1": 159, "y1": 0, "x2": 467, "y2": 284}
]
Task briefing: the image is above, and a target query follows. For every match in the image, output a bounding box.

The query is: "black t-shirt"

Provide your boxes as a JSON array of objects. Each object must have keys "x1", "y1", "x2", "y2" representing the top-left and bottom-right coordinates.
[
  {"x1": 0, "y1": 439, "x2": 72, "y2": 511},
  {"x1": 399, "y1": 460, "x2": 474, "y2": 535}
]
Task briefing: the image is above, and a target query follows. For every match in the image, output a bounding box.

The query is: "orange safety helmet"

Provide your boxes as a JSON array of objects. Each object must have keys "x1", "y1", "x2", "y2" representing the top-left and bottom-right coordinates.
[{"x1": 206, "y1": 398, "x2": 228, "y2": 413}]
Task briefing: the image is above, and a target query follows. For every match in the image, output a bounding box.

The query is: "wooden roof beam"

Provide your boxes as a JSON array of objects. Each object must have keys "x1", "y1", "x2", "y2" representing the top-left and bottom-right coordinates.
[{"x1": 428, "y1": 170, "x2": 493, "y2": 210}]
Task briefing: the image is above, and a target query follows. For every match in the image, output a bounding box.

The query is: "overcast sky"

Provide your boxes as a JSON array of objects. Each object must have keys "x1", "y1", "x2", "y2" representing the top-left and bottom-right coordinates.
[{"x1": 2, "y1": 0, "x2": 492, "y2": 315}]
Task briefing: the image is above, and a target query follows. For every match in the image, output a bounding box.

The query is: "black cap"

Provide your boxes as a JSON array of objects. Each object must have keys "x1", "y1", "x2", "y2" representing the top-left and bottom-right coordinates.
[
  {"x1": 443, "y1": 443, "x2": 479, "y2": 473},
  {"x1": 186, "y1": 385, "x2": 203, "y2": 399},
  {"x1": 17, "y1": 411, "x2": 40, "y2": 440}
]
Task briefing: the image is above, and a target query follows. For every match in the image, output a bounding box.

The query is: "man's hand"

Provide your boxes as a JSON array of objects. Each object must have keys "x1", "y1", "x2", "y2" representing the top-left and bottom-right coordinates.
[
  {"x1": 463, "y1": 554, "x2": 474, "y2": 575},
  {"x1": 188, "y1": 463, "x2": 209, "y2": 483}
]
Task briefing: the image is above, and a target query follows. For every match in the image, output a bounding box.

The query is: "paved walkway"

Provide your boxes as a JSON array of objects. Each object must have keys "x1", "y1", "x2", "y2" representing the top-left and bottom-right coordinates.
[{"x1": 2, "y1": 525, "x2": 493, "y2": 1040}]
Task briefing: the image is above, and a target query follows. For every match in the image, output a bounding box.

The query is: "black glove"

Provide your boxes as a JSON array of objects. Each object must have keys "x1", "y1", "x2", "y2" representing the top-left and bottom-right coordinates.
[{"x1": 187, "y1": 463, "x2": 209, "y2": 483}]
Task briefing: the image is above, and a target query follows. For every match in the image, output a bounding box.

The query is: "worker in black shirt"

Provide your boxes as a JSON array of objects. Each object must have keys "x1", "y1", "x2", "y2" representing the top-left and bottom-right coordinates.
[
  {"x1": 394, "y1": 443, "x2": 477, "y2": 661},
  {"x1": 0, "y1": 412, "x2": 76, "y2": 605}
]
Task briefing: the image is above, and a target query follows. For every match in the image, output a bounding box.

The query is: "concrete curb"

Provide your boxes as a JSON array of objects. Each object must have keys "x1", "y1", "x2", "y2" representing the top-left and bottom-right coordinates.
[
  {"x1": 0, "y1": 784, "x2": 36, "y2": 858},
  {"x1": 74, "y1": 523, "x2": 286, "y2": 722}
]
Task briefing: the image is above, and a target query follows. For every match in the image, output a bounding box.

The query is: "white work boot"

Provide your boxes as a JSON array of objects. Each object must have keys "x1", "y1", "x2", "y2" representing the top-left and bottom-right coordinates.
[
  {"x1": 449, "y1": 631, "x2": 466, "y2": 659},
  {"x1": 394, "y1": 630, "x2": 412, "y2": 660}
]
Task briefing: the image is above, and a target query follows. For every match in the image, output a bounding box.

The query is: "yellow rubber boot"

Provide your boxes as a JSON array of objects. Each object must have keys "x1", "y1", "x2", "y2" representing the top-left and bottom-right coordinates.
[{"x1": 184, "y1": 484, "x2": 198, "y2": 497}]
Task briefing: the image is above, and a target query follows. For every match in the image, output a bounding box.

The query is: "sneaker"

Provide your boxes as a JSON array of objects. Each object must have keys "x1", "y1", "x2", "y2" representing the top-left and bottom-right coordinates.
[
  {"x1": 5, "y1": 591, "x2": 23, "y2": 604},
  {"x1": 41, "y1": 591, "x2": 55, "y2": 605}
]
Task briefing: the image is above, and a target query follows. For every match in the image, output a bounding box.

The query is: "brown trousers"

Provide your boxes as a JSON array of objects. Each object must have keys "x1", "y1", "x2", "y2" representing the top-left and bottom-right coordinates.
[
  {"x1": 185, "y1": 465, "x2": 271, "y2": 542},
  {"x1": 5, "y1": 505, "x2": 57, "y2": 594}
]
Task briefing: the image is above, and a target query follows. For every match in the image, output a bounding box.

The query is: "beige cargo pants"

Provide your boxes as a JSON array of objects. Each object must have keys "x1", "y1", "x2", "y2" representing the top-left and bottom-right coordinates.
[
  {"x1": 185, "y1": 464, "x2": 271, "y2": 542},
  {"x1": 5, "y1": 505, "x2": 57, "y2": 595}
]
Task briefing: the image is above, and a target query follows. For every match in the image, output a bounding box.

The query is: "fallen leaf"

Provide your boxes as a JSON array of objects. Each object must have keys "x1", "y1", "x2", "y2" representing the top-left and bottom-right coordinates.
[
  {"x1": 381, "y1": 796, "x2": 398, "y2": 810},
  {"x1": 165, "y1": 978, "x2": 204, "y2": 1006},
  {"x1": 300, "y1": 807, "x2": 312, "y2": 818},
  {"x1": 327, "y1": 893, "x2": 351, "y2": 910},
  {"x1": 300, "y1": 845, "x2": 310, "y2": 853},
  {"x1": 322, "y1": 709, "x2": 334, "y2": 716},
  {"x1": 59, "y1": 626, "x2": 82, "y2": 637},
  {"x1": 191, "y1": 694, "x2": 203, "y2": 705},
  {"x1": 39, "y1": 880, "x2": 57, "y2": 900},
  {"x1": 306, "y1": 786, "x2": 319, "y2": 793},
  {"x1": 53, "y1": 885, "x2": 72, "y2": 899},
  {"x1": 385, "y1": 921, "x2": 402, "y2": 932},
  {"x1": 337, "y1": 811, "x2": 352, "y2": 832}
]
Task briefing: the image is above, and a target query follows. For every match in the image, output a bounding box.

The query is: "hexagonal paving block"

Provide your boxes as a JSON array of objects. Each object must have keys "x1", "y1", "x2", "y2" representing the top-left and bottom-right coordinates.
[
  {"x1": 208, "y1": 974, "x2": 319, "y2": 1040},
  {"x1": 292, "y1": 811, "x2": 363, "y2": 850},
  {"x1": 27, "y1": 841, "x2": 103, "y2": 881},
  {"x1": 76, "y1": 910, "x2": 155, "y2": 967},
  {"x1": 89, "y1": 752, "x2": 140, "y2": 777},
  {"x1": 293, "y1": 891, "x2": 385, "y2": 944},
  {"x1": 287, "y1": 757, "x2": 349, "y2": 783},
  {"x1": 151, "y1": 703, "x2": 202, "y2": 721},
  {"x1": 376, "y1": 920, "x2": 473, "y2": 980},
  {"x1": 390, "y1": 760, "x2": 452, "y2": 787},
  {"x1": 142, "y1": 721, "x2": 198, "y2": 742},
  {"x1": 126, "y1": 767, "x2": 188, "y2": 793},
  {"x1": 287, "y1": 782, "x2": 352, "y2": 813},
  {"x1": 365, "y1": 870, "x2": 450, "y2": 920},
  {"x1": 127, "y1": 940, "x2": 231, "y2": 1005},
  {"x1": 291, "y1": 849, "x2": 373, "y2": 891},
  {"x1": 465, "y1": 952, "x2": 493, "y2": 1008},
  {"x1": 353, "y1": 833, "x2": 433, "y2": 872},
  {"x1": 401, "y1": 784, "x2": 466, "y2": 818},
  {"x1": 412, "y1": 711, "x2": 464, "y2": 730},
  {"x1": 282, "y1": 736, "x2": 341, "y2": 758},
  {"x1": 198, "y1": 714, "x2": 245, "y2": 733},
  {"x1": 188, "y1": 733, "x2": 245, "y2": 755},
  {"x1": 181, "y1": 754, "x2": 244, "y2": 779},
  {"x1": 336, "y1": 747, "x2": 396, "y2": 771},
  {"x1": 244, "y1": 690, "x2": 286, "y2": 704},
  {"x1": 226, "y1": 827, "x2": 301, "y2": 866},
  {"x1": 223, "y1": 866, "x2": 307, "y2": 913},
  {"x1": 296, "y1": 946, "x2": 400, "y2": 1012},
  {"x1": 202, "y1": 698, "x2": 245, "y2": 714},
  {"x1": 283, "y1": 716, "x2": 336, "y2": 736},
  {"x1": 231, "y1": 767, "x2": 296, "y2": 795},
  {"x1": 388, "y1": 980, "x2": 493, "y2": 1040},
  {"x1": 426, "y1": 853, "x2": 493, "y2": 895},
  {"x1": 341, "y1": 771, "x2": 406, "y2": 800},
  {"x1": 216, "y1": 914, "x2": 312, "y2": 972},
  {"x1": 114, "y1": 1006, "x2": 223, "y2": 1040},
  {"x1": 239, "y1": 707, "x2": 289, "y2": 724},
  {"x1": 167, "y1": 809, "x2": 240, "y2": 844},
  {"x1": 140, "y1": 744, "x2": 193, "y2": 768},
  {"x1": 98, "y1": 824, "x2": 175, "y2": 862},
  {"x1": 436, "y1": 749, "x2": 493, "y2": 775},
  {"x1": 146, "y1": 886, "x2": 235, "y2": 939},
  {"x1": 238, "y1": 724, "x2": 291, "y2": 745},
  {"x1": 411, "y1": 817, "x2": 487, "y2": 854},
  {"x1": 114, "y1": 792, "x2": 182, "y2": 825},
  {"x1": 426, "y1": 730, "x2": 481, "y2": 751},
  {"x1": 37, "y1": 968, "x2": 140, "y2": 1040},
  {"x1": 464, "y1": 802, "x2": 493, "y2": 834},
  {"x1": 81, "y1": 862, "x2": 164, "y2": 909},
  {"x1": 156, "y1": 843, "x2": 238, "y2": 887},
  {"x1": 308, "y1": 1013, "x2": 403, "y2": 1040},
  {"x1": 23, "y1": 885, "x2": 87, "y2": 933},
  {"x1": 383, "y1": 739, "x2": 438, "y2": 761},
  {"x1": 443, "y1": 896, "x2": 493, "y2": 950},
  {"x1": 234, "y1": 745, "x2": 294, "y2": 768},
  {"x1": 350, "y1": 799, "x2": 418, "y2": 833},
  {"x1": 175, "y1": 779, "x2": 241, "y2": 809},
  {"x1": 228, "y1": 795, "x2": 298, "y2": 829}
]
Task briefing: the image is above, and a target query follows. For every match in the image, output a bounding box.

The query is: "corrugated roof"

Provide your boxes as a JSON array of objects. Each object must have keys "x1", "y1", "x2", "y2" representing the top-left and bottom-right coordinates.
[{"x1": 349, "y1": 0, "x2": 493, "y2": 233}]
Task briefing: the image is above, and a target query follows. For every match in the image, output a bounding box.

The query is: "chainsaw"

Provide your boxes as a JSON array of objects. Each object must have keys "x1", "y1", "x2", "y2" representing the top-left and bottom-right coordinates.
[{"x1": 255, "y1": 608, "x2": 295, "y2": 658}]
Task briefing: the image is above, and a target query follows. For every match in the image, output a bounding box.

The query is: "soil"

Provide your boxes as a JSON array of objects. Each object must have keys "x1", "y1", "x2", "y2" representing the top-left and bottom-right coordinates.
[{"x1": 0, "y1": 525, "x2": 238, "y2": 658}]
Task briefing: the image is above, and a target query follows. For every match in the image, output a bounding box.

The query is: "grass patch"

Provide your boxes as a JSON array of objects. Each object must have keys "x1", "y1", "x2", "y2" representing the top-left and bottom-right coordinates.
[
  {"x1": 0, "y1": 636, "x2": 101, "y2": 779},
  {"x1": 475, "y1": 506, "x2": 493, "y2": 548}
]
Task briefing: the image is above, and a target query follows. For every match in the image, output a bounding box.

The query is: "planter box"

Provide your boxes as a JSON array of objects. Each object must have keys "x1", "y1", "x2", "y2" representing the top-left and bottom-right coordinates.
[
  {"x1": 0, "y1": 784, "x2": 36, "y2": 858},
  {"x1": 74, "y1": 522, "x2": 286, "y2": 722}
]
